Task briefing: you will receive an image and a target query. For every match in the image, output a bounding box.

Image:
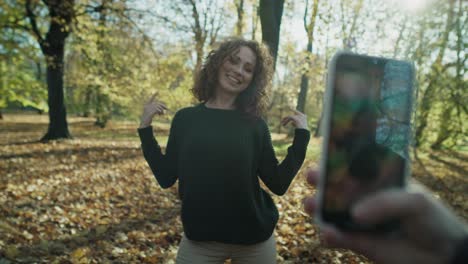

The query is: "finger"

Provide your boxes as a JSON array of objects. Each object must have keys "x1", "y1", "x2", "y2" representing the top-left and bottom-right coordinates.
[
  {"x1": 149, "y1": 92, "x2": 157, "y2": 102},
  {"x1": 150, "y1": 102, "x2": 164, "y2": 110},
  {"x1": 367, "y1": 239, "x2": 439, "y2": 264},
  {"x1": 325, "y1": 230, "x2": 435, "y2": 264},
  {"x1": 320, "y1": 226, "x2": 382, "y2": 255},
  {"x1": 351, "y1": 189, "x2": 425, "y2": 225},
  {"x1": 320, "y1": 225, "x2": 345, "y2": 247},
  {"x1": 155, "y1": 105, "x2": 166, "y2": 115},
  {"x1": 149, "y1": 104, "x2": 162, "y2": 115},
  {"x1": 154, "y1": 101, "x2": 167, "y2": 109},
  {"x1": 282, "y1": 116, "x2": 299, "y2": 126},
  {"x1": 306, "y1": 169, "x2": 319, "y2": 186},
  {"x1": 281, "y1": 117, "x2": 292, "y2": 126},
  {"x1": 160, "y1": 103, "x2": 168, "y2": 110},
  {"x1": 291, "y1": 108, "x2": 304, "y2": 115},
  {"x1": 322, "y1": 228, "x2": 380, "y2": 258},
  {"x1": 283, "y1": 119, "x2": 295, "y2": 127},
  {"x1": 303, "y1": 196, "x2": 317, "y2": 215}
]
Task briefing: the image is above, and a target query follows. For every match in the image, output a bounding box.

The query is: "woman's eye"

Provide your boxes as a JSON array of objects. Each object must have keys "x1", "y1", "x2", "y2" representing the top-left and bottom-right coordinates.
[{"x1": 229, "y1": 56, "x2": 238, "y2": 64}]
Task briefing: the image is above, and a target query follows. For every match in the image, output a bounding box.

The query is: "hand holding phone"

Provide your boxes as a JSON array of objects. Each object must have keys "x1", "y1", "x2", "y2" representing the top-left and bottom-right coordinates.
[
  {"x1": 316, "y1": 52, "x2": 415, "y2": 232},
  {"x1": 304, "y1": 168, "x2": 468, "y2": 264}
]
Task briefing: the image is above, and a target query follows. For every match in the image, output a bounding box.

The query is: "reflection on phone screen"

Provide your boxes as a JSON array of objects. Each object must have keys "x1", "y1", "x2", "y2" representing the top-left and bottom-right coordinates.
[{"x1": 323, "y1": 54, "x2": 413, "y2": 229}]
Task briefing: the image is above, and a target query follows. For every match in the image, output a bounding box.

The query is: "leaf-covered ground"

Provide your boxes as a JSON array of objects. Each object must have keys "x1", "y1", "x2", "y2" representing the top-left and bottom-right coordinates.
[{"x1": 1, "y1": 113, "x2": 467, "y2": 263}]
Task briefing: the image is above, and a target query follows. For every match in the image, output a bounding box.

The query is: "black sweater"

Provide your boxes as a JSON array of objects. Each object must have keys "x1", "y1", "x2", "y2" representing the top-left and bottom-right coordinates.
[{"x1": 137, "y1": 103, "x2": 310, "y2": 244}]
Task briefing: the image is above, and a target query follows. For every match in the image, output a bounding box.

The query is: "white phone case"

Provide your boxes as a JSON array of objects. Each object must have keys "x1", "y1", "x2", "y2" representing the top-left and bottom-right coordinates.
[{"x1": 315, "y1": 51, "x2": 415, "y2": 230}]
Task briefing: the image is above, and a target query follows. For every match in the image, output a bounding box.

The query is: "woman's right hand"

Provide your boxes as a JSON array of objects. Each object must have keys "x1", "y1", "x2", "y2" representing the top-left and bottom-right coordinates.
[{"x1": 139, "y1": 93, "x2": 167, "y2": 128}]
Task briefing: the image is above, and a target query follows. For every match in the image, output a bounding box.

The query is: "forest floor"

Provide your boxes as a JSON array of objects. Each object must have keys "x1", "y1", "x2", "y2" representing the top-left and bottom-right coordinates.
[{"x1": 1, "y1": 113, "x2": 467, "y2": 264}]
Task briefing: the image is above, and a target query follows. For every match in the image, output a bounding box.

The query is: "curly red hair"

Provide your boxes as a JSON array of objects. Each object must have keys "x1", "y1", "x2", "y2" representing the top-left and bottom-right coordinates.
[{"x1": 191, "y1": 38, "x2": 274, "y2": 119}]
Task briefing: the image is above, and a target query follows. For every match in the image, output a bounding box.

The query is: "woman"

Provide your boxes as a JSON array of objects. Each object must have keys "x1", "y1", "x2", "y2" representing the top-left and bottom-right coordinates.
[{"x1": 137, "y1": 38, "x2": 310, "y2": 263}]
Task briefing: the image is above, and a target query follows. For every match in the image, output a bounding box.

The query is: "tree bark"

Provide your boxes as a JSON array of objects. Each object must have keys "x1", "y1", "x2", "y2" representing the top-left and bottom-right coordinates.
[
  {"x1": 188, "y1": 0, "x2": 205, "y2": 75},
  {"x1": 296, "y1": 44, "x2": 311, "y2": 113},
  {"x1": 94, "y1": 0, "x2": 111, "y2": 128},
  {"x1": 414, "y1": 0, "x2": 455, "y2": 147},
  {"x1": 83, "y1": 87, "x2": 92, "y2": 117},
  {"x1": 296, "y1": 0, "x2": 319, "y2": 113},
  {"x1": 430, "y1": 0, "x2": 465, "y2": 149},
  {"x1": 235, "y1": 0, "x2": 245, "y2": 36},
  {"x1": 251, "y1": 1, "x2": 259, "y2": 40},
  {"x1": 43, "y1": 46, "x2": 71, "y2": 140},
  {"x1": 259, "y1": 0, "x2": 285, "y2": 70},
  {"x1": 26, "y1": 0, "x2": 74, "y2": 141},
  {"x1": 430, "y1": 106, "x2": 452, "y2": 149},
  {"x1": 393, "y1": 16, "x2": 408, "y2": 57},
  {"x1": 340, "y1": 0, "x2": 363, "y2": 50}
]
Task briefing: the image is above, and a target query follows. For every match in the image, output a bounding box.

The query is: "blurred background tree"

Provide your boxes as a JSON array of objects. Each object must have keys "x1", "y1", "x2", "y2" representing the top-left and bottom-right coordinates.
[{"x1": 0, "y1": 0, "x2": 465, "y2": 150}]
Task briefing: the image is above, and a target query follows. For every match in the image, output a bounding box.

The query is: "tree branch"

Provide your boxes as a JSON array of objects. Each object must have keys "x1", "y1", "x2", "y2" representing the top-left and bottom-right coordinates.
[
  {"x1": 25, "y1": 0, "x2": 44, "y2": 47},
  {"x1": 304, "y1": 0, "x2": 309, "y2": 35},
  {"x1": 116, "y1": 11, "x2": 159, "y2": 59},
  {"x1": 209, "y1": 7, "x2": 224, "y2": 46},
  {"x1": 0, "y1": 22, "x2": 31, "y2": 32},
  {"x1": 154, "y1": 14, "x2": 192, "y2": 33}
]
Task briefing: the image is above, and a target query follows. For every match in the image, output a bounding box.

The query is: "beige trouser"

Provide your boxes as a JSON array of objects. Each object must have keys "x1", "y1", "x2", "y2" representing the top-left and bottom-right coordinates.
[{"x1": 176, "y1": 233, "x2": 277, "y2": 264}]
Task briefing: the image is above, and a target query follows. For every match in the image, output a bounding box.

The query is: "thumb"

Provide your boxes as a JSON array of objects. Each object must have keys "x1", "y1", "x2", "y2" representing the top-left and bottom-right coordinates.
[{"x1": 351, "y1": 189, "x2": 424, "y2": 225}]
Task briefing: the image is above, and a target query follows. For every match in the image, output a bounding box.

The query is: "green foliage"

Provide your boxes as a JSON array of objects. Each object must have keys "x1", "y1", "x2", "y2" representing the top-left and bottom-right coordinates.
[
  {"x1": 408, "y1": 0, "x2": 467, "y2": 150},
  {"x1": 1, "y1": 0, "x2": 465, "y2": 149},
  {"x1": 0, "y1": 54, "x2": 47, "y2": 112},
  {"x1": 64, "y1": 5, "x2": 194, "y2": 126},
  {"x1": 0, "y1": 79, "x2": 47, "y2": 111},
  {"x1": 0, "y1": 0, "x2": 48, "y2": 112}
]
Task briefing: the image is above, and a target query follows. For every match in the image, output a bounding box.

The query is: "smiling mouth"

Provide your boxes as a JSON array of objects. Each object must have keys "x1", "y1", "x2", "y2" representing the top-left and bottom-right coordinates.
[{"x1": 226, "y1": 74, "x2": 241, "y2": 85}]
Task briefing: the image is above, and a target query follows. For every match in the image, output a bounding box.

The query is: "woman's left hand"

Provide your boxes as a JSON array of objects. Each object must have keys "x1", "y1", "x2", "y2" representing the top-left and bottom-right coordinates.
[{"x1": 281, "y1": 109, "x2": 309, "y2": 130}]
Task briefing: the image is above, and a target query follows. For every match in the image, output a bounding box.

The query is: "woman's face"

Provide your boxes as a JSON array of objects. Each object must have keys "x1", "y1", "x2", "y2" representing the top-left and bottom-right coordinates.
[
  {"x1": 336, "y1": 72, "x2": 369, "y2": 100},
  {"x1": 216, "y1": 46, "x2": 256, "y2": 96}
]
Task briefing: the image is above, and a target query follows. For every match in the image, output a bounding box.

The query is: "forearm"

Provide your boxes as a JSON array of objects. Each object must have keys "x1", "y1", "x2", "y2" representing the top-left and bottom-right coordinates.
[
  {"x1": 139, "y1": 116, "x2": 153, "y2": 129},
  {"x1": 260, "y1": 129, "x2": 310, "y2": 195},
  {"x1": 137, "y1": 126, "x2": 177, "y2": 188}
]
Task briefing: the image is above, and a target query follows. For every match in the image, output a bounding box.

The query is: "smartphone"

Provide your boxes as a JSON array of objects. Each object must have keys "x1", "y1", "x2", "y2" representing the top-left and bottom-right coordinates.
[{"x1": 316, "y1": 52, "x2": 415, "y2": 232}]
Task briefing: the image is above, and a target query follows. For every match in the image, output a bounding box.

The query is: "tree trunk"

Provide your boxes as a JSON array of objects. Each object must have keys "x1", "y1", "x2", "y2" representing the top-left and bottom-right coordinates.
[
  {"x1": 194, "y1": 38, "x2": 204, "y2": 75},
  {"x1": 188, "y1": 0, "x2": 205, "y2": 75},
  {"x1": 297, "y1": 40, "x2": 313, "y2": 114},
  {"x1": 259, "y1": 0, "x2": 285, "y2": 69},
  {"x1": 235, "y1": 0, "x2": 245, "y2": 36},
  {"x1": 26, "y1": 0, "x2": 74, "y2": 141},
  {"x1": 41, "y1": 46, "x2": 71, "y2": 141},
  {"x1": 83, "y1": 87, "x2": 92, "y2": 117},
  {"x1": 95, "y1": 91, "x2": 111, "y2": 128},
  {"x1": 340, "y1": 0, "x2": 363, "y2": 50},
  {"x1": 251, "y1": 1, "x2": 259, "y2": 40},
  {"x1": 431, "y1": 0, "x2": 464, "y2": 150},
  {"x1": 296, "y1": 0, "x2": 319, "y2": 113},
  {"x1": 393, "y1": 16, "x2": 408, "y2": 57},
  {"x1": 297, "y1": 74, "x2": 310, "y2": 113},
  {"x1": 94, "y1": 0, "x2": 111, "y2": 128},
  {"x1": 277, "y1": 92, "x2": 285, "y2": 133},
  {"x1": 414, "y1": 0, "x2": 455, "y2": 147},
  {"x1": 430, "y1": 106, "x2": 452, "y2": 149}
]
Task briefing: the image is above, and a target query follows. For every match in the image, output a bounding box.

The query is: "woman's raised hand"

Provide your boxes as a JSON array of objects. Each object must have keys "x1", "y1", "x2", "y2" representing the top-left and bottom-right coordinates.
[
  {"x1": 139, "y1": 93, "x2": 168, "y2": 128},
  {"x1": 281, "y1": 109, "x2": 309, "y2": 130}
]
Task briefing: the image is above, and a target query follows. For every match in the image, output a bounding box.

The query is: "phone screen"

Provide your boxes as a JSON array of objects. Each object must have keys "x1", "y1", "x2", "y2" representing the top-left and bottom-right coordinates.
[{"x1": 321, "y1": 53, "x2": 414, "y2": 231}]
